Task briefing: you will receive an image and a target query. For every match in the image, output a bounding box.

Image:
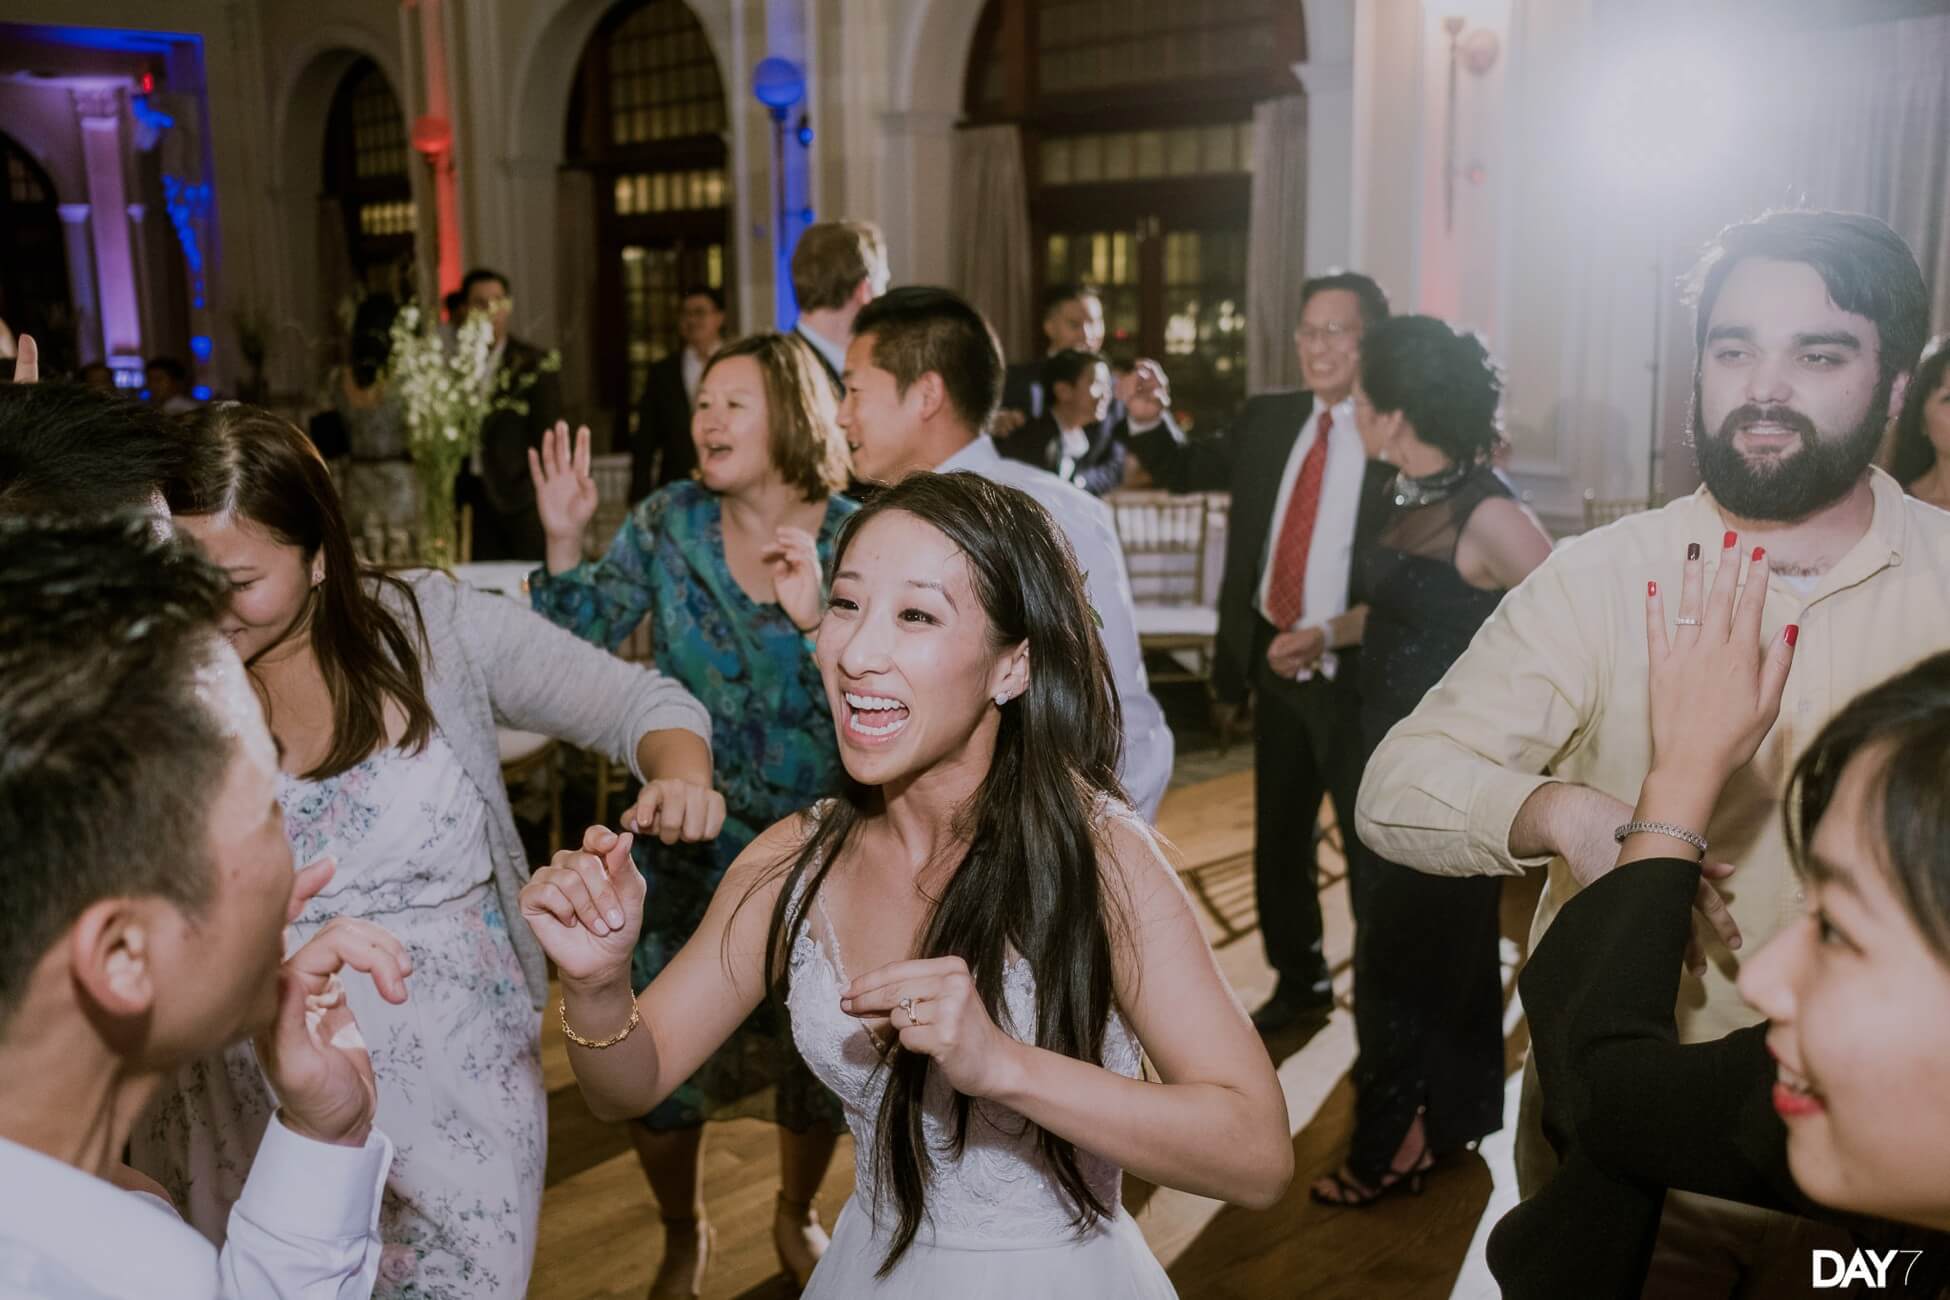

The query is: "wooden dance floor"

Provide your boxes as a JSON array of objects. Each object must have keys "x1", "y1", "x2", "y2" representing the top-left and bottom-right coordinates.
[{"x1": 530, "y1": 768, "x2": 1543, "y2": 1299}]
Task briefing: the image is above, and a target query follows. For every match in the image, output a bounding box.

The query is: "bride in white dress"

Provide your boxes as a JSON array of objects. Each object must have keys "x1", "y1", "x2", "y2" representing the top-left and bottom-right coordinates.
[{"x1": 522, "y1": 473, "x2": 1292, "y2": 1295}]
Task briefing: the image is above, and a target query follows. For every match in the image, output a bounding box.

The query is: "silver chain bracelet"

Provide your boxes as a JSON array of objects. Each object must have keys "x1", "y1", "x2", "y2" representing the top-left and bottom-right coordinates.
[{"x1": 1614, "y1": 820, "x2": 1708, "y2": 856}]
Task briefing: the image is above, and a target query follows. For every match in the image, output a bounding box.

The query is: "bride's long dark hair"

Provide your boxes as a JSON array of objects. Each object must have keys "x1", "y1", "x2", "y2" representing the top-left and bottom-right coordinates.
[{"x1": 760, "y1": 471, "x2": 1129, "y2": 1273}]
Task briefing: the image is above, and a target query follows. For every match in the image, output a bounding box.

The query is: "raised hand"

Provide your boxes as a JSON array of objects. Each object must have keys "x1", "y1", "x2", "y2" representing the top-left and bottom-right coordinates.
[
  {"x1": 1627, "y1": 533, "x2": 1797, "y2": 972},
  {"x1": 622, "y1": 777, "x2": 727, "y2": 845},
  {"x1": 1124, "y1": 358, "x2": 1171, "y2": 425},
  {"x1": 760, "y1": 525, "x2": 824, "y2": 633},
  {"x1": 1645, "y1": 535, "x2": 1796, "y2": 792},
  {"x1": 528, "y1": 421, "x2": 599, "y2": 547},
  {"x1": 255, "y1": 859, "x2": 412, "y2": 1147},
  {"x1": 10, "y1": 333, "x2": 37, "y2": 384},
  {"x1": 520, "y1": 825, "x2": 643, "y2": 987},
  {"x1": 840, "y1": 956, "x2": 1018, "y2": 1099}
]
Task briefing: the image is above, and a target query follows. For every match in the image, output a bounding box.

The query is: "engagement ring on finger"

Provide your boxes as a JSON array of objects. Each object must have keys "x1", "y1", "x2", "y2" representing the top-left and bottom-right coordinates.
[
  {"x1": 899, "y1": 996, "x2": 914, "y2": 1018},
  {"x1": 1675, "y1": 616, "x2": 1701, "y2": 626}
]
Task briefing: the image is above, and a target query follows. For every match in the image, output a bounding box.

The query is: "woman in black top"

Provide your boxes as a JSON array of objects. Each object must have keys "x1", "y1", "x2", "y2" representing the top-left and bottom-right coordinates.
[
  {"x1": 1310, "y1": 317, "x2": 1553, "y2": 1205},
  {"x1": 1493, "y1": 536, "x2": 1950, "y2": 1296}
]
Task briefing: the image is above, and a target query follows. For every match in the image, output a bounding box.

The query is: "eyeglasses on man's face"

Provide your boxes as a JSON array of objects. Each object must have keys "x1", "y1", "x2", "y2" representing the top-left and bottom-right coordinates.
[{"x1": 1296, "y1": 322, "x2": 1362, "y2": 346}]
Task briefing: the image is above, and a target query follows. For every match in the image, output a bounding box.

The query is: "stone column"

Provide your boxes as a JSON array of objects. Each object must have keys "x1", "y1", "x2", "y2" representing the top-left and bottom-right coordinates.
[
  {"x1": 74, "y1": 88, "x2": 142, "y2": 360},
  {"x1": 1294, "y1": 59, "x2": 1355, "y2": 274},
  {"x1": 57, "y1": 203, "x2": 102, "y2": 364}
]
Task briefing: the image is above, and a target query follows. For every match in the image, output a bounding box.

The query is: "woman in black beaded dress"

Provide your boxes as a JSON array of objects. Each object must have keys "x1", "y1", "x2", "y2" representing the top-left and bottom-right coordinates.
[{"x1": 1311, "y1": 316, "x2": 1555, "y2": 1206}]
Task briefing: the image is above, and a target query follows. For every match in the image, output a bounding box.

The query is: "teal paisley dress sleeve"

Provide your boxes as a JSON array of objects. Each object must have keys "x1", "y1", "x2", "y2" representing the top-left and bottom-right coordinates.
[{"x1": 529, "y1": 479, "x2": 856, "y2": 1132}]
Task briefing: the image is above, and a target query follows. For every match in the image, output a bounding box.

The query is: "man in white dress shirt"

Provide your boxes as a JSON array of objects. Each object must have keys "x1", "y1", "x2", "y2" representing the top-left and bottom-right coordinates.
[
  {"x1": 0, "y1": 514, "x2": 410, "y2": 1300},
  {"x1": 837, "y1": 285, "x2": 1173, "y2": 819},
  {"x1": 791, "y1": 220, "x2": 891, "y2": 394}
]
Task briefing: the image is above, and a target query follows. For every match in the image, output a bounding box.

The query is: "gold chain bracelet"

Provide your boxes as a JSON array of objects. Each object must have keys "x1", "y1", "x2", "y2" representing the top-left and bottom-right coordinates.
[{"x1": 559, "y1": 996, "x2": 641, "y2": 1049}]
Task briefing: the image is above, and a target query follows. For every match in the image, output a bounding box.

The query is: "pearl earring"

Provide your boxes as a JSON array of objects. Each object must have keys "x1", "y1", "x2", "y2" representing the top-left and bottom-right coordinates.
[{"x1": 994, "y1": 691, "x2": 1009, "y2": 706}]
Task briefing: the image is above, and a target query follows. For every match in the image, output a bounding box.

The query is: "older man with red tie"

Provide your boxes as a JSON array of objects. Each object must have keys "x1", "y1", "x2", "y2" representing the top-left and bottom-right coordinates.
[{"x1": 1211, "y1": 271, "x2": 1397, "y2": 1033}]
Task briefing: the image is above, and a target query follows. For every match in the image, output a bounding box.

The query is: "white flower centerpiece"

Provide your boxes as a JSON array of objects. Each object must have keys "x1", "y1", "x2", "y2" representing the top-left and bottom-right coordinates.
[{"x1": 387, "y1": 302, "x2": 556, "y2": 569}]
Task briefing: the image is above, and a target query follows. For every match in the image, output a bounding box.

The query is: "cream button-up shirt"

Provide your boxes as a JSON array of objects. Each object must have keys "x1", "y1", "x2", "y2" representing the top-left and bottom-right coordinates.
[{"x1": 1357, "y1": 468, "x2": 1950, "y2": 1044}]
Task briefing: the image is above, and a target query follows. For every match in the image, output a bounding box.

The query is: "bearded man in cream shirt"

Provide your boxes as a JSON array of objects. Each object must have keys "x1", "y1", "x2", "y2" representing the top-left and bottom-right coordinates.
[{"x1": 1357, "y1": 209, "x2": 1950, "y2": 1298}]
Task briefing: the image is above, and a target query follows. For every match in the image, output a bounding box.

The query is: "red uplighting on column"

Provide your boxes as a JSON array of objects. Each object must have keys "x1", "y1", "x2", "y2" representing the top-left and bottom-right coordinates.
[{"x1": 411, "y1": 114, "x2": 462, "y2": 300}]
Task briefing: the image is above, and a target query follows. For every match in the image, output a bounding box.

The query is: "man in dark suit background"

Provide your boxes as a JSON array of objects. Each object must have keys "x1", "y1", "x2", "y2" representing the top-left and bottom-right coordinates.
[
  {"x1": 1000, "y1": 282, "x2": 1185, "y2": 484},
  {"x1": 1000, "y1": 282, "x2": 1109, "y2": 420},
  {"x1": 629, "y1": 284, "x2": 725, "y2": 500},
  {"x1": 997, "y1": 348, "x2": 1127, "y2": 496},
  {"x1": 458, "y1": 266, "x2": 562, "y2": 560},
  {"x1": 1211, "y1": 270, "x2": 1394, "y2": 1032}
]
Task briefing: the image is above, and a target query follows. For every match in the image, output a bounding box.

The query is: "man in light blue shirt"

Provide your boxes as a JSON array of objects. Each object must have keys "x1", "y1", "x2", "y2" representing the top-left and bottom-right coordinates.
[{"x1": 837, "y1": 286, "x2": 1172, "y2": 818}]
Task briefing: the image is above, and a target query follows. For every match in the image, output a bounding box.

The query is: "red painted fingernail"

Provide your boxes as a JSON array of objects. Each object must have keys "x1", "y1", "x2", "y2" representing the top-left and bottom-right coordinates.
[
  {"x1": 1785, "y1": 624, "x2": 1799, "y2": 647},
  {"x1": 1686, "y1": 542, "x2": 1700, "y2": 561},
  {"x1": 1723, "y1": 530, "x2": 1737, "y2": 549},
  {"x1": 1647, "y1": 580, "x2": 1657, "y2": 597},
  {"x1": 1751, "y1": 546, "x2": 1765, "y2": 562}
]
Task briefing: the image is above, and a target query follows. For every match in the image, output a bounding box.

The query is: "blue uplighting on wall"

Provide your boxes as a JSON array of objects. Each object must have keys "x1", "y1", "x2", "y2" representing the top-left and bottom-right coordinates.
[
  {"x1": 189, "y1": 334, "x2": 212, "y2": 361},
  {"x1": 191, "y1": 385, "x2": 213, "y2": 401},
  {"x1": 16, "y1": 25, "x2": 201, "y2": 55},
  {"x1": 130, "y1": 94, "x2": 174, "y2": 133},
  {"x1": 161, "y1": 175, "x2": 210, "y2": 273}
]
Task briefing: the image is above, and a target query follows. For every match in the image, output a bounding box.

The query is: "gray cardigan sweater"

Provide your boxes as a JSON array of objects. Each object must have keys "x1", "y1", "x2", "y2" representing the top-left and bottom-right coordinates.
[{"x1": 382, "y1": 571, "x2": 711, "y2": 1008}]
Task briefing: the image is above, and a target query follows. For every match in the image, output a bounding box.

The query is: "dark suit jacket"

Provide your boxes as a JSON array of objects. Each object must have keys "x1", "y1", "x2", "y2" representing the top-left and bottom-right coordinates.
[
  {"x1": 1001, "y1": 359, "x2": 1131, "y2": 431},
  {"x1": 1212, "y1": 390, "x2": 1395, "y2": 704},
  {"x1": 996, "y1": 412, "x2": 1128, "y2": 497},
  {"x1": 1001, "y1": 359, "x2": 1043, "y2": 419},
  {"x1": 475, "y1": 337, "x2": 562, "y2": 561},
  {"x1": 631, "y1": 352, "x2": 693, "y2": 501},
  {"x1": 1486, "y1": 858, "x2": 1950, "y2": 1299}
]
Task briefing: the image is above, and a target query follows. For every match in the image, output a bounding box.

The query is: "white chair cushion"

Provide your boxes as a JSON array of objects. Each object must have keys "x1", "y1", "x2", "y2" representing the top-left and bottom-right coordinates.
[{"x1": 1133, "y1": 605, "x2": 1219, "y2": 637}]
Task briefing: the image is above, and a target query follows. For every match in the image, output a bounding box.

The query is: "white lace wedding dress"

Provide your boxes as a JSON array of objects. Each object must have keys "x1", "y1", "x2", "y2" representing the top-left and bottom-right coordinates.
[{"x1": 784, "y1": 837, "x2": 1179, "y2": 1297}]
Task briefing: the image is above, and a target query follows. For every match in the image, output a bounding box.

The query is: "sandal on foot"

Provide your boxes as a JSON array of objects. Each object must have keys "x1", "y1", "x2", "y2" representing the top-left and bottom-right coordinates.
[{"x1": 1308, "y1": 1153, "x2": 1435, "y2": 1208}]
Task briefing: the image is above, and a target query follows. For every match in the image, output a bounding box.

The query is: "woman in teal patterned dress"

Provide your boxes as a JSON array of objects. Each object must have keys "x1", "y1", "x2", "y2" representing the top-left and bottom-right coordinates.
[{"x1": 528, "y1": 331, "x2": 854, "y2": 1296}]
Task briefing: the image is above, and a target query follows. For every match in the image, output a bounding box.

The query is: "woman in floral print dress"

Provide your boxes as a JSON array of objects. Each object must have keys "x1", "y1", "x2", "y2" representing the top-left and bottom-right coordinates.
[
  {"x1": 132, "y1": 404, "x2": 719, "y2": 1299},
  {"x1": 528, "y1": 331, "x2": 854, "y2": 1295}
]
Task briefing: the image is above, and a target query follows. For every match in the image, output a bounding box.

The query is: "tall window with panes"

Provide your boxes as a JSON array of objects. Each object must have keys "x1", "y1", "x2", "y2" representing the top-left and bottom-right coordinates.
[
  {"x1": 966, "y1": 0, "x2": 1303, "y2": 428},
  {"x1": 323, "y1": 61, "x2": 415, "y2": 294},
  {"x1": 568, "y1": 0, "x2": 731, "y2": 432}
]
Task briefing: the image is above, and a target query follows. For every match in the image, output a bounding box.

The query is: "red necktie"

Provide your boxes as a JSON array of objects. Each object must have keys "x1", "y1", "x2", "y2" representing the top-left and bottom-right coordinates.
[{"x1": 1264, "y1": 409, "x2": 1332, "y2": 630}]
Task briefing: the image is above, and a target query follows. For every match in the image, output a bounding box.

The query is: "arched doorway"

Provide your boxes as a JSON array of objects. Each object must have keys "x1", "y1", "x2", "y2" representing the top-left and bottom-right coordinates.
[
  {"x1": 965, "y1": 0, "x2": 1305, "y2": 425},
  {"x1": 322, "y1": 59, "x2": 415, "y2": 300},
  {"x1": 0, "y1": 133, "x2": 74, "y2": 374},
  {"x1": 567, "y1": 0, "x2": 732, "y2": 434}
]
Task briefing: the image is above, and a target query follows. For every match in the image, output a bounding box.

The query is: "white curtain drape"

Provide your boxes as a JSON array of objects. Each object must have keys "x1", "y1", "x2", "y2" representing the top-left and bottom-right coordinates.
[
  {"x1": 1674, "y1": 10, "x2": 1950, "y2": 338},
  {"x1": 1513, "y1": 5, "x2": 1950, "y2": 517},
  {"x1": 950, "y1": 124, "x2": 1034, "y2": 361},
  {"x1": 553, "y1": 167, "x2": 600, "y2": 442},
  {"x1": 1247, "y1": 95, "x2": 1309, "y2": 393}
]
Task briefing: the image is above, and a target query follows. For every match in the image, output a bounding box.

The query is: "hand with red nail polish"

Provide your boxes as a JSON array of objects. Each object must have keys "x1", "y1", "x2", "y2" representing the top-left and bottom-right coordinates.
[
  {"x1": 1723, "y1": 530, "x2": 1738, "y2": 550},
  {"x1": 1642, "y1": 540, "x2": 1796, "y2": 808}
]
